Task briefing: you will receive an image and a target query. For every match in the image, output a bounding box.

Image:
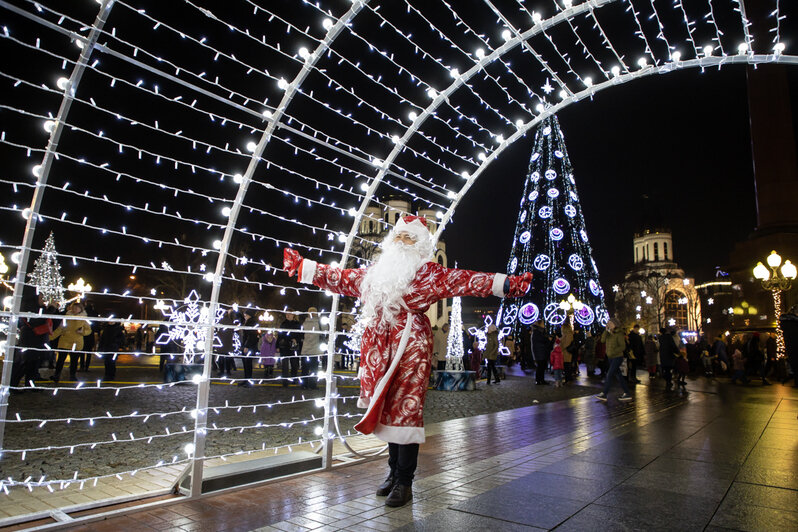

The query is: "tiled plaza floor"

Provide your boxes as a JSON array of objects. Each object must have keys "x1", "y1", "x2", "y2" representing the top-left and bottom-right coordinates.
[{"x1": 9, "y1": 374, "x2": 798, "y2": 531}]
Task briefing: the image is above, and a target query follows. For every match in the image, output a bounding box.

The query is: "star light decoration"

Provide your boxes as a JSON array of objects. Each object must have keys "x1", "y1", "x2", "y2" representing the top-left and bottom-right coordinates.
[
  {"x1": 468, "y1": 315, "x2": 512, "y2": 357},
  {"x1": 155, "y1": 290, "x2": 225, "y2": 364}
]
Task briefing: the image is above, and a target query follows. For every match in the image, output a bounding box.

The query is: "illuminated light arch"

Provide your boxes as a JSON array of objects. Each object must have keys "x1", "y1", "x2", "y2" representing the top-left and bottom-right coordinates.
[{"x1": 0, "y1": 0, "x2": 795, "y2": 516}]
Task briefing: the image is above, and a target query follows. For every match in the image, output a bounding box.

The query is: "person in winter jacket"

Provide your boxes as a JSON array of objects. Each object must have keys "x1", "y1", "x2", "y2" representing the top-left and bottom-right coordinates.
[
  {"x1": 484, "y1": 324, "x2": 501, "y2": 385},
  {"x1": 532, "y1": 320, "x2": 550, "y2": 385},
  {"x1": 627, "y1": 324, "x2": 645, "y2": 384},
  {"x1": 239, "y1": 308, "x2": 260, "y2": 386},
  {"x1": 278, "y1": 310, "x2": 303, "y2": 386},
  {"x1": 98, "y1": 321, "x2": 125, "y2": 380},
  {"x1": 560, "y1": 323, "x2": 574, "y2": 382},
  {"x1": 10, "y1": 289, "x2": 52, "y2": 389},
  {"x1": 730, "y1": 348, "x2": 749, "y2": 384},
  {"x1": 216, "y1": 308, "x2": 240, "y2": 378},
  {"x1": 50, "y1": 301, "x2": 90, "y2": 383},
  {"x1": 259, "y1": 330, "x2": 278, "y2": 378},
  {"x1": 300, "y1": 307, "x2": 322, "y2": 390},
  {"x1": 644, "y1": 334, "x2": 659, "y2": 379},
  {"x1": 596, "y1": 319, "x2": 632, "y2": 401},
  {"x1": 658, "y1": 327, "x2": 681, "y2": 389},
  {"x1": 550, "y1": 336, "x2": 564, "y2": 387}
]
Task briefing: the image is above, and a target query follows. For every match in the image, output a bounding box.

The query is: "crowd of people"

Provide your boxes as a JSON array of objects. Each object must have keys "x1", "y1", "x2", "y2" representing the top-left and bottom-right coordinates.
[
  {"x1": 428, "y1": 306, "x2": 798, "y2": 400},
  {"x1": 9, "y1": 284, "x2": 353, "y2": 389}
]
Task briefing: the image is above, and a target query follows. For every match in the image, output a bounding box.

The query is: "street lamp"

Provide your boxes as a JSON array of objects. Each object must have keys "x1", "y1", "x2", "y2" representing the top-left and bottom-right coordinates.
[
  {"x1": 753, "y1": 250, "x2": 797, "y2": 358},
  {"x1": 559, "y1": 294, "x2": 584, "y2": 327},
  {"x1": 67, "y1": 277, "x2": 93, "y2": 300}
]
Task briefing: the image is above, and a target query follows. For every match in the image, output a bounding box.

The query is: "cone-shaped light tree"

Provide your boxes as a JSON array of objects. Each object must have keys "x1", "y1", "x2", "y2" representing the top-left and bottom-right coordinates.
[
  {"x1": 497, "y1": 116, "x2": 609, "y2": 336},
  {"x1": 28, "y1": 232, "x2": 66, "y2": 310}
]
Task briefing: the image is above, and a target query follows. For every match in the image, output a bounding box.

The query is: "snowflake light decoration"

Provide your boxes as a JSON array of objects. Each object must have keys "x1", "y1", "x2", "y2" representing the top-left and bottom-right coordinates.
[
  {"x1": 155, "y1": 290, "x2": 225, "y2": 364},
  {"x1": 468, "y1": 315, "x2": 512, "y2": 357}
]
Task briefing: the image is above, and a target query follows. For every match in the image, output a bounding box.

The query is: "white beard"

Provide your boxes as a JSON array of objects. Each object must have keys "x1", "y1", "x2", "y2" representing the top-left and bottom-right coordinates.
[{"x1": 359, "y1": 240, "x2": 426, "y2": 327}]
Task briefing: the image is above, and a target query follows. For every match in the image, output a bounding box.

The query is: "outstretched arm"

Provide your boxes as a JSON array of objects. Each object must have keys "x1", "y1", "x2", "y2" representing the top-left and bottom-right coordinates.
[
  {"x1": 283, "y1": 248, "x2": 364, "y2": 298},
  {"x1": 431, "y1": 263, "x2": 532, "y2": 299}
]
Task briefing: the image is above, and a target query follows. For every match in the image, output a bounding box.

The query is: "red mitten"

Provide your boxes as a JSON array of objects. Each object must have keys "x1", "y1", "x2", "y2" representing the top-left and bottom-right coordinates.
[
  {"x1": 283, "y1": 248, "x2": 303, "y2": 278},
  {"x1": 507, "y1": 272, "x2": 533, "y2": 297}
]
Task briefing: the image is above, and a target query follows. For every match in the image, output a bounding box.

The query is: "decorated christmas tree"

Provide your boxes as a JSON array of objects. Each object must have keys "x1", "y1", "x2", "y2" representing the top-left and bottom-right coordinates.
[
  {"x1": 28, "y1": 232, "x2": 66, "y2": 309},
  {"x1": 445, "y1": 296, "x2": 464, "y2": 371},
  {"x1": 497, "y1": 116, "x2": 609, "y2": 335}
]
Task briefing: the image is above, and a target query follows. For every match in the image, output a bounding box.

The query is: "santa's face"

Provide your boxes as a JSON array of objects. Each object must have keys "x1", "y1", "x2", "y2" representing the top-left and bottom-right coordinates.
[{"x1": 393, "y1": 231, "x2": 417, "y2": 246}]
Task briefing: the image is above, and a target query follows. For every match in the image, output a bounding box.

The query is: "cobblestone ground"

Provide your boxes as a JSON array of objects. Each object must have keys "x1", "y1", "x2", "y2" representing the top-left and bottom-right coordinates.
[{"x1": 1, "y1": 359, "x2": 597, "y2": 484}]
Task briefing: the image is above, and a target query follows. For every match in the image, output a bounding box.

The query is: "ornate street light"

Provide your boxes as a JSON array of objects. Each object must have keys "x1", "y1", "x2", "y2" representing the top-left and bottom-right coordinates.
[
  {"x1": 67, "y1": 277, "x2": 92, "y2": 300},
  {"x1": 753, "y1": 250, "x2": 797, "y2": 358},
  {"x1": 559, "y1": 294, "x2": 584, "y2": 327}
]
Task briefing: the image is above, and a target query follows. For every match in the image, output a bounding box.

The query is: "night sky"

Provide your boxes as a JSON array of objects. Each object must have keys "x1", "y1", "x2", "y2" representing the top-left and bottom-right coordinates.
[{"x1": 447, "y1": 64, "x2": 798, "y2": 291}]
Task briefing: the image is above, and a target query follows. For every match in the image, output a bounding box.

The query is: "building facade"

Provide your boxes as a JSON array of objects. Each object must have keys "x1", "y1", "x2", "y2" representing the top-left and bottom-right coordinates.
[{"x1": 615, "y1": 228, "x2": 701, "y2": 333}]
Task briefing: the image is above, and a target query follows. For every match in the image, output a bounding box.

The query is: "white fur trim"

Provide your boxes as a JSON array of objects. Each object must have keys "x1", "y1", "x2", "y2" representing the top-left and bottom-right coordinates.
[
  {"x1": 357, "y1": 397, "x2": 370, "y2": 408},
  {"x1": 358, "y1": 313, "x2": 415, "y2": 428},
  {"x1": 299, "y1": 258, "x2": 317, "y2": 284},
  {"x1": 492, "y1": 273, "x2": 507, "y2": 297},
  {"x1": 373, "y1": 423, "x2": 425, "y2": 445},
  {"x1": 394, "y1": 218, "x2": 430, "y2": 243}
]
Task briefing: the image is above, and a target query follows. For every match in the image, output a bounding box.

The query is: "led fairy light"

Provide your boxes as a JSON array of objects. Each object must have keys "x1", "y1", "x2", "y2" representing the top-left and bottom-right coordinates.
[
  {"x1": 0, "y1": 0, "x2": 793, "y2": 507},
  {"x1": 623, "y1": 0, "x2": 657, "y2": 66},
  {"x1": 673, "y1": 0, "x2": 701, "y2": 58}
]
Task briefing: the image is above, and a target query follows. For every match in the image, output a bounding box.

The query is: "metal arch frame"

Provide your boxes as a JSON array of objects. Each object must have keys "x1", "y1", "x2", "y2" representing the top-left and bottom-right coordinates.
[
  {"x1": 0, "y1": 0, "x2": 116, "y2": 452},
  {"x1": 191, "y1": 0, "x2": 371, "y2": 497},
  {"x1": 325, "y1": 0, "x2": 798, "y2": 453}
]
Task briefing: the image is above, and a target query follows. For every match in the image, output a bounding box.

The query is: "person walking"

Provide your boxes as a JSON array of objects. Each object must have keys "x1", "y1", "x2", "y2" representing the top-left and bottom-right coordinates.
[
  {"x1": 596, "y1": 319, "x2": 632, "y2": 401},
  {"x1": 49, "y1": 301, "x2": 90, "y2": 383},
  {"x1": 532, "y1": 320, "x2": 550, "y2": 385},
  {"x1": 300, "y1": 307, "x2": 322, "y2": 390},
  {"x1": 747, "y1": 333, "x2": 769, "y2": 385},
  {"x1": 283, "y1": 215, "x2": 532, "y2": 508},
  {"x1": 712, "y1": 334, "x2": 729, "y2": 375},
  {"x1": 484, "y1": 324, "x2": 501, "y2": 385},
  {"x1": 583, "y1": 330, "x2": 597, "y2": 377}
]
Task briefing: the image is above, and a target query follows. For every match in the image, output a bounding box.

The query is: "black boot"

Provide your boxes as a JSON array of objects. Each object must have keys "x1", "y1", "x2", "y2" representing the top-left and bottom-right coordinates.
[
  {"x1": 385, "y1": 483, "x2": 412, "y2": 507},
  {"x1": 376, "y1": 475, "x2": 396, "y2": 496}
]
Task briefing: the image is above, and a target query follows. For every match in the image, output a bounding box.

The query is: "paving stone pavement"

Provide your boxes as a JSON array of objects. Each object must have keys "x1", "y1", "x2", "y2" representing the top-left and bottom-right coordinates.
[
  {"x1": 21, "y1": 369, "x2": 796, "y2": 531},
  {"x1": 1, "y1": 359, "x2": 597, "y2": 485}
]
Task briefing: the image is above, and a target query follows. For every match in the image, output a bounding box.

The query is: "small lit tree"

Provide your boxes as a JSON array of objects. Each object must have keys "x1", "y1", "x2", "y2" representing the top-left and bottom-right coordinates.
[
  {"x1": 28, "y1": 232, "x2": 66, "y2": 309},
  {"x1": 445, "y1": 296, "x2": 464, "y2": 371}
]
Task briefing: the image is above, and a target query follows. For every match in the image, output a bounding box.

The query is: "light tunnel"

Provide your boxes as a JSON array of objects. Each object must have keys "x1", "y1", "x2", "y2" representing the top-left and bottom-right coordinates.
[{"x1": 0, "y1": 0, "x2": 795, "y2": 516}]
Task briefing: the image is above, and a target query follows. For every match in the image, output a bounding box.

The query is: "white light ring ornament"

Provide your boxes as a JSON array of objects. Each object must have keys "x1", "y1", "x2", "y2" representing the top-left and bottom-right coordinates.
[
  {"x1": 589, "y1": 279, "x2": 600, "y2": 296},
  {"x1": 529, "y1": 190, "x2": 539, "y2": 201},
  {"x1": 518, "y1": 303, "x2": 540, "y2": 325},
  {"x1": 550, "y1": 228, "x2": 564, "y2": 241},
  {"x1": 519, "y1": 231, "x2": 531, "y2": 244},
  {"x1": 502, "y1": 304, "x2": 518, "y2": 325},
  {"x1": 520, "y1": 211, "x2": 527, "y2": 223},
  {"x1": 509, "y1": 256, "x2": 518, "y2": 274},
  {"x1": 554, "y1": 150, "x2": 564, "y2": 158},
  {"x1": 569, "y1": 174, "x2": 576, "y2": 184},
  {"x1": 545, "y1": 169, "x2": 557, "y2": 180},
  {"x1": 568, "y1": 254, "x2": 584, "y2": 271},
  {"x1": 543, "y1": 126, "x2": 552, "y2": 136},
  {"x1": 544, "y1": 303, "x2": 567, "y2": 326},
  {"x1": 570, "y1": 191, "x2": 578, "y2": 200},
  {"x1": 538, "y1": 206, "x2": 553, "y2": 219},
  {"x1": 580, "y1": 229, "x2": 588, "y2": 242},
  {"x1": 552, "y1": 278, "x2": 570, "y2": 295},
  {"x1": 531, "y1": 171, "x2": 540, "y2": 182},
  {"x1": 597, "y1": 308, "x2": 610, "y2": 327},
  {"x1": 564, "y1": 204, "x2": 577, "y2": 218},
  {"x1": 547, "y1": 188, "x2": 560, "y2": 198},
  {"x1": 531, "y1": 153, "x2": 540, "y2": 162},
  {"x1": 533, "y1": 254, "x2": 551, "y2": 270},
  {"x1": 575, "y1": 305, "x2": 595, "y2": 327}
]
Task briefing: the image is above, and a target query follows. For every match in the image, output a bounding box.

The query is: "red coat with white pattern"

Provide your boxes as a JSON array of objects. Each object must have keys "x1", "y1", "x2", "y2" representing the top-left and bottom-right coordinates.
[{"x1": 299, "y1": 258, "x2": 506, "y2": 444}]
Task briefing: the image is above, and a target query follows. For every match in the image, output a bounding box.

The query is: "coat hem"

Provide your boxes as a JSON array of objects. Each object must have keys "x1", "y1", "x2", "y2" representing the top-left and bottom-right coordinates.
[{"x1": 373, "y1": 423, "x2": 425, "y2": 445}]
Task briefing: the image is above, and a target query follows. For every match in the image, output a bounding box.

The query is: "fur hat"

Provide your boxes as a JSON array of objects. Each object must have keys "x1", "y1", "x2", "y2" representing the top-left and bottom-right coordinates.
[{"x1": 394, "y1": 215, "x2": 430, "y2": 243}]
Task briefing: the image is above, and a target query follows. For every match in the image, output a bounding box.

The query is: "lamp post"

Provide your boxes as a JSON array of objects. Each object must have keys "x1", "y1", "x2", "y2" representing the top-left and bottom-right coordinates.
[
  {"x1": 559, "y1": 294, "x2": 584, "y2": 328},
  {"x1": 753, "y1": 250, "x2": 797, "y2": 358},
  {"x1": 67, "y1": 277, "x2": 92, "y2": 302}
]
